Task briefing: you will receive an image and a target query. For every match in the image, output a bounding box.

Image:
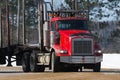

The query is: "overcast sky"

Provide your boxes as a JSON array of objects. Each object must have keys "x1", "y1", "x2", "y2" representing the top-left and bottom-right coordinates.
[
  {"x1": 44, "y1": 0, "x2": 120, "y2": 21},
  {"x1": 44, "y1": 0, "x2": 68, "y2": 10}
]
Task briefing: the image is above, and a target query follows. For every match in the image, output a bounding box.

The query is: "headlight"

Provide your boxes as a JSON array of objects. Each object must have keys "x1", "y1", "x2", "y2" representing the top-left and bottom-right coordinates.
[
  {"x1": 95, "y1": 50, "x2": 102, "y2": 53},
  {"x1": 98, "y1": 50, "x2": 102, "y2": 53},
  {"x1": 95, "y1": 50, "x2": 102, "y2": 56},
  {"x1": 60, "y1": 50, "x2": 68, "y2": 54}
]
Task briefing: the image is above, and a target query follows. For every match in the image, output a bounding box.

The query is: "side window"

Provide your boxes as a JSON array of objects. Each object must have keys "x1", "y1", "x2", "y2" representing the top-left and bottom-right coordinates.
[{"x1": 51, "y1": 22, "x2": 56, "y2": 31}]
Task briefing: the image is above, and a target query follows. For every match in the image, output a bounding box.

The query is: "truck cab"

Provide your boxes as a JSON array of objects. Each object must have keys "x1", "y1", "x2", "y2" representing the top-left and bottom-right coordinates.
[{"x1": 47, "y1": 13, "x2": 103, "y2": 72}]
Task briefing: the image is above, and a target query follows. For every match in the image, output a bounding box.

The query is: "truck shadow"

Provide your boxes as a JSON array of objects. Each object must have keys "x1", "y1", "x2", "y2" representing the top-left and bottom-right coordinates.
[
  {"x1": 101, "y1": 69, "x2": 120, "y2": 73},
  {"x1": 0, "y1": 66, "x2": 23, "y2": 73},
  {"x1": 0, "y1": 67, "x2": 120, "y2": 73},
  {"x1": 81, "y1": 69, "x2": 120, "y2": 73},
  {"x1": 0, "y1": 71, "x2": 23, "y2": 73}
]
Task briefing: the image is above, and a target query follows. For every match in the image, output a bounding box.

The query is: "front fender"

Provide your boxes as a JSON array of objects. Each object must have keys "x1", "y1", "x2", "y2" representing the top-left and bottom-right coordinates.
[{"x1": 51, "y1": 45, "x2": 69, "y2": 56}]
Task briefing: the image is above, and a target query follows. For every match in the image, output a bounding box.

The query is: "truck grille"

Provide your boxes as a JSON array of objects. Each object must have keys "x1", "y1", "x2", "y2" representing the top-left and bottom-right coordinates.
[{"x1": 72, "y1": 39, "x2": 93, "y2": 55}]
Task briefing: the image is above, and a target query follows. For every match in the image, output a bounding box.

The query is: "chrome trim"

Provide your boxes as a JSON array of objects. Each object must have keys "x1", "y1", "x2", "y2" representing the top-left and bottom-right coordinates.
[
  {"x1": 60, "y1": 56, "x2": 103, "y2": 64},
  {"x1": 72, "y1": 38, "x2": 93, "y2": 56}
]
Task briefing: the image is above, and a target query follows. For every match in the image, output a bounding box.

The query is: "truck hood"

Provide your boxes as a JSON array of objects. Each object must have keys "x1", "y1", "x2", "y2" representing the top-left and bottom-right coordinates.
[
  {"x1": 59, "y1": 30, "x2": 91, "y2": 51},
  {"x1": 59, "y1": 30, "x2": 90, "y2": 37}
]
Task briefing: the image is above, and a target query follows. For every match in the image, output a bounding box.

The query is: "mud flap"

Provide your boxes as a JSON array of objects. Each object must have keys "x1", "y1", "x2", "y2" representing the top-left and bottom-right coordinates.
[{"x1": 0, "y1": 49, "x2": 6, "y2": 64}]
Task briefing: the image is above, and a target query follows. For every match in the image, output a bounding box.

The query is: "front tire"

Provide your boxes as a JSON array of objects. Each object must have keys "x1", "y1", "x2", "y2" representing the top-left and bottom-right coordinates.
[
  {"x1": 51, "y1": 51, "x2": 61, "y2": 72},
  {"x1": 30, "y1": 51, "x2": 45, "y2": 72},
  {"x1": 22, "y1": 52, "x2": 30, "y2": 72},
  {"x1": 93, "y1": 62, "x2": 101, "y2": 72}
]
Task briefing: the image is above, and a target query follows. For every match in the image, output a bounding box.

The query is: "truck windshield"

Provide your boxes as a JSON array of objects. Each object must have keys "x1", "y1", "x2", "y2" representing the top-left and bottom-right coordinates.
[{"x1": 58, "y1": 20, "x2": 88, "y2": 30}]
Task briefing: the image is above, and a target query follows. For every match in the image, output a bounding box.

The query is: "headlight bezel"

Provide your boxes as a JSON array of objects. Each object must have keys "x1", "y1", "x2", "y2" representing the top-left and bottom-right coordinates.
[{"x1": 60, "y1": 50, "x2": 68, "y2": 54}]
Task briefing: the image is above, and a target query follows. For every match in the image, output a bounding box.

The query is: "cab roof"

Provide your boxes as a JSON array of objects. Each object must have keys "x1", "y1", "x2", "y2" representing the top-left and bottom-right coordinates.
[{"x1": 51, "y1": 17, "x2": 88, "y2": 21}]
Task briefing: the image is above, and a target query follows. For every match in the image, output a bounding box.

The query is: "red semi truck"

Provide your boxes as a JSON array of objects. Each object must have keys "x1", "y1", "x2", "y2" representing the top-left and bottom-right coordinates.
[
  {"x1": 26, "y1": 1, "x2": 103, "y2": 72},
  {"x1": 0, "y1": 0, "x2": 103, "y2": 72}
]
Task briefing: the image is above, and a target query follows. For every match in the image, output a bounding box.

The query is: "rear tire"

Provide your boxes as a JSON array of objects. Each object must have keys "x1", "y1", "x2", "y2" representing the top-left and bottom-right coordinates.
[
  {"x1": 22, "y1": 52, "x2": 30, "y2": 72},
  {"x1": 93, "y1": 62, "x2": 101, "y2": 72},
  {"x1": 30, "y1": 51, "x2": 45, "y2": 72}
]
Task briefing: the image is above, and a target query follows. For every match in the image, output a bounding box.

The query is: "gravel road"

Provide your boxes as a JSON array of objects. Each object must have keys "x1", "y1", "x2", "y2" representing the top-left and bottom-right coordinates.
[{"x1": 0, "y1": 67, "x2": 120, "y2": 80}]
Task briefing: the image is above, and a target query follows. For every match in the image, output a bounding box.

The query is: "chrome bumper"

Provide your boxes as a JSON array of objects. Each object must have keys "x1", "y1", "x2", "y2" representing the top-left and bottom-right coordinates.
[{"x1": 60, "y1": 56, "x2": 103, "y2": 64}]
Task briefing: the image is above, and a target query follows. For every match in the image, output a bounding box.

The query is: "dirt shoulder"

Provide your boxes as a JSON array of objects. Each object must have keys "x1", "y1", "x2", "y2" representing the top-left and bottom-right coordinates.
[{"x1": 0, "y1": 67, "x2": 120, "y2": 80}]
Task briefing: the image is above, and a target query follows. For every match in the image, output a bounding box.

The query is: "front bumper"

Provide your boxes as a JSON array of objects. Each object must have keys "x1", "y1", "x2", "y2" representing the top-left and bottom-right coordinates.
[{"x1": 60, "y1": 56, "x2": 103, "y2": 64}]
